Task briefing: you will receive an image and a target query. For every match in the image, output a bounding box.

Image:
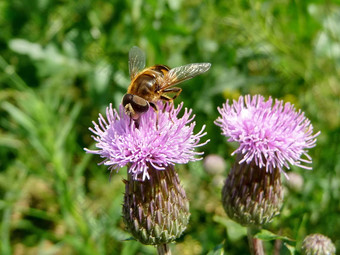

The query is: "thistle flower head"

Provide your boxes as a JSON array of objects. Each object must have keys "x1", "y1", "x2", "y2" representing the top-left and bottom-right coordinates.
[
  {"x1": 85, "y1": 102, "x2": 208, "y2": 181},
  {"x1": 215, "y1": 95, "x2": 320, "y2": 174}
]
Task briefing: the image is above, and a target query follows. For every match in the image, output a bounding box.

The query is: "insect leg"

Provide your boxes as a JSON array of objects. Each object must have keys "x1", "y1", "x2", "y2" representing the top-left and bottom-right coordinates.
[
  {"x1": 149, "y1": 102, "x2": 160, "y2": 128},
  {"x1": 160, "y1": 87, "x2": 182, "y2": 122},
  {"x1": 158, "y1": 94, "x2": 177, "y2": 124},
  {"x1": 162, "y1": 87, "x2": 182, "y2": 100}
]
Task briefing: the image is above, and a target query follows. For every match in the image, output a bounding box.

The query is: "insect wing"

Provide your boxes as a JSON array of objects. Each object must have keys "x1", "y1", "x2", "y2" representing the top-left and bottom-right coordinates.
[
  {"x1": 162, "y1": 63, "x2": 211, "y2": 89},
  {"x1": 129, "y1": 46, "x2": 146, "y2": 80}
]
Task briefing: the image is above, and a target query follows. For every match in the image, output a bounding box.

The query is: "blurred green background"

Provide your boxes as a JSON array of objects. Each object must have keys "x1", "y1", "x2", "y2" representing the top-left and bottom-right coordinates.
[{"x1": 0, "y1": 0, "x2": 339, "y2": 254}]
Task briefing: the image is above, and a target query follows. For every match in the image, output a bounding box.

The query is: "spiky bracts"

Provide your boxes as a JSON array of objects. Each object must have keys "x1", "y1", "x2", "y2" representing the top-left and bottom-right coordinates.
[
  {"x1": 222, "y1": 156, "x2": 283, "y2": 226},
  {"x1": 123, "y1": 165, "x2": 190, "y2": 245}
]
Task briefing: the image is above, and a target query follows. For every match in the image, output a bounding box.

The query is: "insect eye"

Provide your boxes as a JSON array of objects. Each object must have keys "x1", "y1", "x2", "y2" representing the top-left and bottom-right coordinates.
[
  {"x1": 131, "y1": 96, "x2": 149, "y2": 113},
  {"x1": 122, "y1": 94, "x2": 149, "y2": 113},
  {"x1": 122, "y1": 94, "x2": 133, "y2": 107}
]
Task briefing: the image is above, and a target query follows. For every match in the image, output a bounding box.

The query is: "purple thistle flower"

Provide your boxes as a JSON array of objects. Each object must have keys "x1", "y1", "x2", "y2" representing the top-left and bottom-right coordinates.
[
  {"x1": 85, "y1": 102, "x2": 208, "y2": 181},
  {"x1": 215, "y1": 95, "x2": 320, "y2": 174}
]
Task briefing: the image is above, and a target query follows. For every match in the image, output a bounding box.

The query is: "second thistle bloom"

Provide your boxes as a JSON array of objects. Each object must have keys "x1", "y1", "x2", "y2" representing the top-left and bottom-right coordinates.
[
  {"x1": 215, "y1": 95, "x2": 320, "y2": 226},
  {"x1": 215, "y1": 95, "x2": 320, "y2": 174}
]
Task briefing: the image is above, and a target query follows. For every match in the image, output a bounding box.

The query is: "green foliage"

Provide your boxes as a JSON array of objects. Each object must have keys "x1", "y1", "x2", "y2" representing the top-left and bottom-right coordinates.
[{"x1": 1, "y1": 0, "x2": 339, "y2": 254}]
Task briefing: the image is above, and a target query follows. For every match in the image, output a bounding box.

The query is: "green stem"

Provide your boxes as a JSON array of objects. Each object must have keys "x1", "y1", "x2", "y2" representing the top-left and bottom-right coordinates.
[
  {"x1": 247, "y1": 227, "x2": 265, "y2": 255},
  {"x1": 157, "y1": 244, "x2": 171, "y2": 255}
]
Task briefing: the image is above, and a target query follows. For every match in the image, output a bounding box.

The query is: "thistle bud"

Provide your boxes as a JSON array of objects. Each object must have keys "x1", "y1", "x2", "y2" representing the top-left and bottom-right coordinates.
[
  {"x1": 221, "y1": 157, "x2": 284, "y2": 226},
  {"x1": 122, "y1": 165, "x2": 190, "y2": 245},
  {"x1": 301, "y1": 233, "x2": 336, "y2": 255}
]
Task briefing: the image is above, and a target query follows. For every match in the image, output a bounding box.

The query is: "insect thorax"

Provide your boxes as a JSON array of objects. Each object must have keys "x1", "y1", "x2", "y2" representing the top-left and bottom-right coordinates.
[{"x1": 128, "y1": 65, "x2": 170, "y2": 101}]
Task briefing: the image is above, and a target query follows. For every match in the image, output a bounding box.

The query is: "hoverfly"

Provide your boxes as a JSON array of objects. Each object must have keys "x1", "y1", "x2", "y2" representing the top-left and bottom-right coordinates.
[{"x1": 122, "y1": 46, "x2": 211, "y2": 120}]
